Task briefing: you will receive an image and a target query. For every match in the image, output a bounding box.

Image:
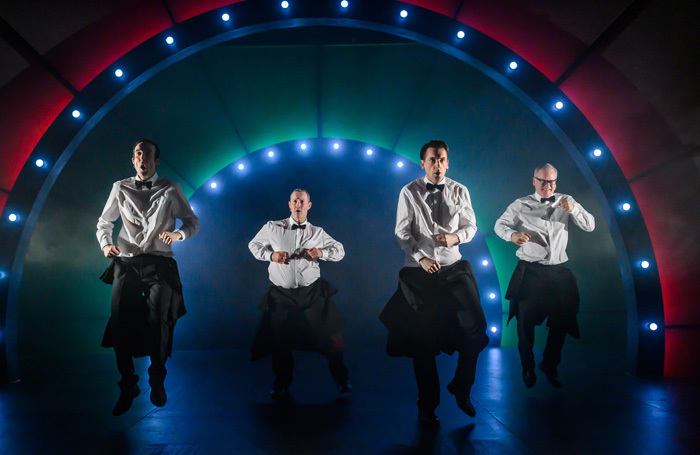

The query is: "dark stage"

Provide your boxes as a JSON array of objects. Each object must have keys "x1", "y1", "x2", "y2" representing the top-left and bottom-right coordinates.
[{"x1": 2, "y1": 346, "x2": 698, "y2": 455}]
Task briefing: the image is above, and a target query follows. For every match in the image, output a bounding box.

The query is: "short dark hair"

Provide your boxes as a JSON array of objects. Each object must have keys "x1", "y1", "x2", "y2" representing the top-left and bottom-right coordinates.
[
  {"x1": 133, "y1": 139, "x2": 160, "y2": 159},
  {"x1": 420, "y1": 140, "x2": 449, "y2": 161},
  {"x1": 291, "y1": 188, "x2": 310, "y2": 201}
]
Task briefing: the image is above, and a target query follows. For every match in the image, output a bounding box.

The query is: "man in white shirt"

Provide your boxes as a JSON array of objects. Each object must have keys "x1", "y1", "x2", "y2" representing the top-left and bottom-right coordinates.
[
  {"x1": 380, "y1": 140, "x2": 489, "y2": 428},
  {"x1": 494, "y1": 163, "x2": 594, "y2": 388},
  {"x1": 96, "y1": 139, "x2": 199, "y2": 416},
  {"x1": 248, "y1": 189, "x2": 350, "y2": 399}
]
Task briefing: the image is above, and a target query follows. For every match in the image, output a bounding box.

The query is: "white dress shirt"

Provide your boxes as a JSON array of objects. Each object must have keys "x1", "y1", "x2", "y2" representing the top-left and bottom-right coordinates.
[
  {"x1": 96, "y1": 173, "x2": 199, "y2": 257},
  {"x1": 248, "y1": 217, "x2": 345, "y2": 289},
  {"x1": 395, "y1": 177, "x2": 477, "y2": 267},
  {"x1": 494, "y1": 192, "x2": 595, "y2": 265}
]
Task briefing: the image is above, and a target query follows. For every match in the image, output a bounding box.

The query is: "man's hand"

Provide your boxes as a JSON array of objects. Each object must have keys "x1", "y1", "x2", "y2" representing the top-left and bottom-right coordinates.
[
  {"x1": 302, "y1": 248, "x2": 323, "y2": 260},
  {"x1": 511, "y1": 232, "x2": 530, "y2": 246},
  {"x1": 419, "y1": 257, "x2": 441, "y2": 274},
  {"x1": 271, "y1": 251, "x2": 290, "y2": 264},
  {"x1": 435, "y1": 233, "x2": 459, "y2": 248},
  {"x1": 159, "y1": 231, "x2": 183, "y2": 245},
  {"x1": 102, "y1": 244, "x2": 121, "y2": 258},
  {"x1": 558, "y1": 198, "x2": 574, "y2": 212}
]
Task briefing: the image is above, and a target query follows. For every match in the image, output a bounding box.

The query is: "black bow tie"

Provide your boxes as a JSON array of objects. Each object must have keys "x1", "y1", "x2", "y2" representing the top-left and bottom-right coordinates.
[
  {"x1": 135, "y1": 180, "x2": 152, "y2": 189},
  {"x1": 426, "y1": 182, "x2": 445, "y2": 192},
  {"x1": 291, "y1": 224, "x2": 306, "y2": 230},
  {"x1": 540, "y1": 196, "x2": 555, "y2": 203}
]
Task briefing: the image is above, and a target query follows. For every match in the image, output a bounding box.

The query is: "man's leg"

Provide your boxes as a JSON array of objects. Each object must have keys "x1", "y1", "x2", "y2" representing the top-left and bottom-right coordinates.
[
  {"x1": 516, "y1": 316, "x2": 537, "y2": 387},
  {"x1": 270, "y1": 349, "x2": 294, "y2": 398},
  {"x1": 113, "y1": 348, "x2": 140, "y2": 416},
  {"x1": 447, "y1": 350, "x2": 477, "y2": 417},
  {"x1": 325, "y1": 350, "x2": 351, "y2": 392},
  {"x1": 143, "y1": 276, "x2": 172, "y2": 406},
  {"x1": 413, "y1": 353, "x2": 440, "y2": 427},
  {"x1": 539, "y1": 325, "x2": 566, "y2": 388}
]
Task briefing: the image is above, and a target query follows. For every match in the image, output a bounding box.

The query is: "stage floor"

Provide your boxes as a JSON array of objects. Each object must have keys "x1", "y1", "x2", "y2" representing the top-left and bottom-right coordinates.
[{"x1": 1, "y1": 346, "x2": 698, "y2": 454}]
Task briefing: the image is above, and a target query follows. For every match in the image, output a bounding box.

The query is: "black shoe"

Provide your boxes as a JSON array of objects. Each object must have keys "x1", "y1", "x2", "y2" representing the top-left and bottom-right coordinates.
[
  {"x1": 270, "y1": 386, "x2": 289, "y2": 400},
  {"x1": 112, "y1": 384, "x2": 140, "y2": 416},
  {"x1": 446, "y1": 382, "x2": 476, "y2": 417},
  {"x1": 538, "y1": 362, "x2": 562, "y2": 388},
  {"x1": 523, "y1": 368, "x2": 536, "y2": 388},
  {"x1": 150, "y1": 383, "x2": 167, "y2": 406},
  {"x1": 418, "y1": 409, "x2": 440, "y2": 428},
  {"x1": 337, "y1": 381, "x2": 352, "y2": 393}
]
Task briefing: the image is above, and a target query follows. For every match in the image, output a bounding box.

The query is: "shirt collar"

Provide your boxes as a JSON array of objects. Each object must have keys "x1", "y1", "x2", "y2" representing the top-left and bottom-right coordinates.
[
  {"x1": 135, "y1": 172, "x2": 159, "y2": 185},
  {"x1": 288, "y1": 216, "x2": 308, "y2": 228},
  {"x1": 532, "y1": 191, "x2": 556, "y2": 202},
  {"x1": 423, "y1": 177, "x2": 446, "y2": 186}
]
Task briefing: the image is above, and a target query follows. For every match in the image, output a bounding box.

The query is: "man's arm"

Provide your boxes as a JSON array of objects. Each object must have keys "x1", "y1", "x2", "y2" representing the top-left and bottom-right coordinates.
[
  {"x1": 494, "y1": 200, "x2": 524, "y2": 243},
  {"x1": 559, "y1": 196, "x2": 595, "y2": 232},
  {"x1": 249, "y1": 222, "x2": 276, "y2": 262},
  {"x1": 96, "y1": 182, "x2": 121, "y2": 257},
  {"x1": 395, "y1": 186, "x2": 427, "y2": 263},
  {"x1": 453, "y1": 186, "x2": 478, "y2": 245},
  {"x1": 164, "y1": 182, "x2": 200, "y2": 243},
  {"x1": 312, "y1": 229, "x2": 345, "y2": 262}
]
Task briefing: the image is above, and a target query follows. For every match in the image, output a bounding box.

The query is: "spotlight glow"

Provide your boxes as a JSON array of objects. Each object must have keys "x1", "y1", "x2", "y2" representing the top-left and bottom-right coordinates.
[
  {"x1": 622, "y1": 203, "x2": 631, "y2": 211},
  {"x1": 489, "y1": 293, "x2": 496, "y2": 299},
  {"x1": 72, "y1": 110, "x2": 81, "y2": 118},
  {"x1": 333, "y1": 143, "x2": 340, "y2": 150},
  {"x1": 457, "y1": 30, "x2": 465, "y2": 39},
  {"x1": 210, "y1": 182, "x2": 217, "y2": 189},
  {"x1": 268, "y1": 150, "x2": 275, "y2": 157},
  {"x1": 221, "y1": 13, "x2": 230, "y2": 21},
  {"x1": 165, "y1": 36, "x2": 174, "y2": 45},
  {"x1": 400, "y1": 9, "x2": 408, "y2": 18},
  {"x1": 114, "y1": 69, "x2": 124, "y2": 78},
  {"x1": 341, "y1": 0, "x2": 348, "y2": 8},
  {"x1": 649, "y1": 322, "x2": 658, "y2": 331},
  {"x1": 641, "y1": 260, "x2": 650, "y2": 269},
  {"x1": 397, "y1": 161, "x2": 404, "y2": 168},
  {"x1": 237, "y1": 163, "x2": 245, "y2": 170},
  {"x1": 593, "y1": 148, "x2": 602, "y2": 157},
  {"x1": 281, "y1": 1, "x2": 289, "y2": 8},
  {"x1": 490, "y1": 326, "x2": 498, "y2": 333},
  {"x1": 0, "y1": 271, "x2": 6, "y2": 280},
  {"x1": 482, "y1": 259, "x2": 489, "y2": 266},
  {"x1": 300, "y1": 143, "x2": 307, "y2": 150},
  {"x1": 509, "y1": 61, "x2": 518, "y2": 70},
  {"x1": 366, "y1": 149, "x2": 373, "y2": 156},
  {"x1": 8, "y1": 213, "x2": 18, "y2": 222},
  {"x1": 35, "y1": 159, "x2": 44, "y2": 167},
  {"x1": 555, "y1": 101, "x2": 564, "y2": 110}
]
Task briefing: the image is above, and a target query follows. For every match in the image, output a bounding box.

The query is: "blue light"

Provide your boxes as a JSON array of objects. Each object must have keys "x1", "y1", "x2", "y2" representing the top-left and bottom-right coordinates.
[
  {"x1": 8, "y1": 213, "x2": 19, "y2": 222},
  {"x1": 268, "y1": 150, "x2": 275, "y2": 157},
  {"x1": 221, "y1": 13, "x2": 230, "y2": 22},
  {"x1": 0, "y1": 271, "x2": 6, "y2": 280},
  {"x1": 210, "y1": 182, "x2": 217, "y2": 189},
  {"x1": 648, "y1": 322, "x2": 658, "y2": 331},
  {"x1": 622, "y1": 202, "x2": 631, "y2": 211},
  {"x1": 165, "y1": 36, "x2": 174, "y2": 45},
  {"x1": 114, "y1": 68, "x2": 124, "y2": 78},
  {"x1": 341, "y1": 0, "x2": 348, "y2": 8},
  {"x1": 481, "y1": 259, "x2": 489, "y2": 266},
  {"x1": 593, "y1": 148, "x2": 602, "y2": 157},
  {"x1": 490, "y1": 326, "x2": 498, "y2": 333},
  {"x1": 554, "y1": 101, "x2": 564, "y2": 110},
  {"x1": 237, "y1": 163, "x2": 245, "y2": 170},
  {"x1": 333, "y1": 142, "x2": 340, "y2": 150},
  {"x1": 457, "y1": 30, "x2": 465, "y2": 39},
  {"x1": 35, "y1": 159, "x2": 45, "y2": 167},
  {"x1": 400, "y1": 9, "x2": 408, "y2": 18},
  {"x1": 397, "y1": 161, "x2": 404, "y2": 168},
  {"x1": 72, "y1": 110, "x2": 81, "y2": 118},
  {"x1": 281, "y1": 1, "x2": 289, "y2": 9},
  {"x1": 366, "y1": 149, "x2": 373, "y2": 156},
  {"x1": 300, "y1": 143, "x2": 307, "y2": 150},
  {"x1": 489, "y1": 292, "x2": 496, "y2": 299},
  {"x1": 509, "y1": 61, "x2": 518, "y2": 70},
  {"x1": 641, "y1": 260, "x2": 650, "y2": 269}
]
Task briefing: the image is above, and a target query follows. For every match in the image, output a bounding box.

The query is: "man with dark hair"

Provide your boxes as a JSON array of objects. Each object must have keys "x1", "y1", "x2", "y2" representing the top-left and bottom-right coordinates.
[
  {"x1": 249, "y1": 188, "x2": 351, "y2": 399},
  {"x1": 494, "y1": 163, "x2": 594, "y2": 388},
  {"x1": 97, "y1": 139, "x2": 199, "y2": 416},
  {"x1": 380, "y1": 140, "x2": 489, "y2": 428}
]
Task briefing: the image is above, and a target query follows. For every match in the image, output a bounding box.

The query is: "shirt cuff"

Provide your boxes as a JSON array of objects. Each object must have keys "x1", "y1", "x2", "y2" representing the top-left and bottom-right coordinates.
[
  {"x1": 263, "y1": 250, "x2": 273, "y2": 261},
  {"x1": 412, "y1": 250, "x2": 426, "y2": 263},
  {"x1": 457, "y1": 231, "x2": 467, "y2": 245},
  {"x1": 174, "y1": 229, "x2": 187, "y2": 241}
]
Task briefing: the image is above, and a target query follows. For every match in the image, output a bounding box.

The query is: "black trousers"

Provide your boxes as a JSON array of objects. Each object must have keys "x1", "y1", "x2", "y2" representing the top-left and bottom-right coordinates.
[
  {"x1": 112, "y1": 257, "x2": 173, "y2": 389},
  {"x1": 272, "y1": 348, "x2": 349, "y2": 389},
  {"x1": 399, "y1": 262, "x2": 487, "y2": 411},
  {"x1": 517, "y1": 318, "x2": 567, "y2": 373}
]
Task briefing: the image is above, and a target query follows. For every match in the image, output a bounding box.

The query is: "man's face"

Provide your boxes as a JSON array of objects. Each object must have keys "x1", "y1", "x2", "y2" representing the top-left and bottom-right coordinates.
[
  {"x1": 533, "y1": 168, "x2": 557, "y2": 199},
  {"x1": 288, "y1": 191, "x2": 312, "y2": 223},
  {"x1": 132, "y1": 142, "x2": 159, "y2": 180},
  {"x1": 421, "y1": 147, "x2": 449, "y2": 184}
]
